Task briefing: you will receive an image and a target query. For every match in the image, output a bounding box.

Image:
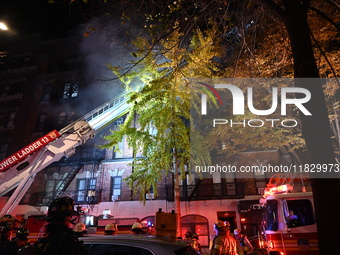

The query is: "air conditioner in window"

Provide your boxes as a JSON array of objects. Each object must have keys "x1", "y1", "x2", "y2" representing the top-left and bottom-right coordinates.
[
  {"x1": 42, "y1": 198, "x2": 50, "y2": 204},
  {"x1": 146, "y1": 193, "x2": 155, "y2": 200}
]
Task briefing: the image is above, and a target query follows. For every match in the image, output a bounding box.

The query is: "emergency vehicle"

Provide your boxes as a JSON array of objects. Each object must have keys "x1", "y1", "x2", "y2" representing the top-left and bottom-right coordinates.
[{"x1": 259, "y1": 173, "x2": 318, "y2": 255}]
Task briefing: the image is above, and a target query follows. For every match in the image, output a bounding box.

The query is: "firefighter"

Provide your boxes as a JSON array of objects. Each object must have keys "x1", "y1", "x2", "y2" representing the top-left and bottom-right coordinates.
[
  {"x1": 0, "y1": 226, "x2": 12, "y2": 248},
  {"x1": 211, "y1": 220, "x2": 243, "y2": 255},
  {"x1": 18, "y1": 196, "x2": 86, "y2": 255},
  {"x1": 184, "y1": 231, "x2": 193, "y2": 241},
  {"x1": 0, "y1": 228, "x2": 29, "y2": 255},
  {"x1": 104, "y1": 223, "x2": 117, "y2": 235},
  {"x1": 74, "y1": 223, "x2": 87, "y2": 237},
  {"x1": 233, "y1": 229, "x2": 253, "y2": 254},
  {"x1": 191, "y1": 233, "x2": 202, "y2": 254}
]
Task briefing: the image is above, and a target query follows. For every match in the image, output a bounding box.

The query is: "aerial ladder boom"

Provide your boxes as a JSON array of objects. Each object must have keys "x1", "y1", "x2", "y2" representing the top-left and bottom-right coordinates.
[{"x1": 0, "y1": 91, "x2": 129, "y2": 217}]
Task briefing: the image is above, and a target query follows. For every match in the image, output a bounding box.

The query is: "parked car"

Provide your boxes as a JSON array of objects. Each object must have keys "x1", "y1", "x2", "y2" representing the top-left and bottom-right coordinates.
[{"x1": 80, "y1": 235, "x2": 199, "y2": 255}]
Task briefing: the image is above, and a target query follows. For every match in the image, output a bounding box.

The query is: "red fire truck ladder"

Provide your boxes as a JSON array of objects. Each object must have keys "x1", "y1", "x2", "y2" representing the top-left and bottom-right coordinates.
[{"x1": 0, "y1": 91, "x2": 129, "y2": 217}]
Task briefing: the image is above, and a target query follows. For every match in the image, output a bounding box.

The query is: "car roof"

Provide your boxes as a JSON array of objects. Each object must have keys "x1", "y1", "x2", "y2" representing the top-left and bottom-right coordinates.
[{"x1": 80, "y1": 234, "x2": 192, "y2": 254}]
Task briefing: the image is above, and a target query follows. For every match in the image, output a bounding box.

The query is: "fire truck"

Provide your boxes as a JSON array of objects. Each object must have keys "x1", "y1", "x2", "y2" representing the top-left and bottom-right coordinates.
[
  {"x1": 258, "y1": 173, "x2": 318, "y2": 255},
  {"x1": 0, "y1": 92, "x2": 129, "y2": 222}
]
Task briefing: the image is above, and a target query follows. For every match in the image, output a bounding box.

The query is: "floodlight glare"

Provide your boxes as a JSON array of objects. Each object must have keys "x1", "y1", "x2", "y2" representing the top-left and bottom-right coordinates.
[{"x1": 0, "y1": 22, "x2": 8, "y2": 31}]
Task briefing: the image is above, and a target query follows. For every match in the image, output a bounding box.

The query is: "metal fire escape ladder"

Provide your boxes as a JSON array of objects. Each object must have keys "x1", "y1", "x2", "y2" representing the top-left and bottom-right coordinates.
[
  {"x1": 187, "y1": 179, "x2": 202, "y2": 201},
  {"x1": 45, "y1": 164, "x2": 84, "y2": 206}
]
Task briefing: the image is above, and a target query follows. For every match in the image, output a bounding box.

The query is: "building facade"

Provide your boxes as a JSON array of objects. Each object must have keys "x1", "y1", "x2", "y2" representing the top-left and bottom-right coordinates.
[{"x1": 0, "y1": 32, "x2": 310, "y2": 252}]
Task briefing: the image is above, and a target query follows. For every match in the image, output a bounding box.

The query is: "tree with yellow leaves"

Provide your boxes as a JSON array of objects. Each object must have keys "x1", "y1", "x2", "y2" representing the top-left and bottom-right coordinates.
[{"x1": 102, "y1": 26, "x2": 224, "y2": 236}]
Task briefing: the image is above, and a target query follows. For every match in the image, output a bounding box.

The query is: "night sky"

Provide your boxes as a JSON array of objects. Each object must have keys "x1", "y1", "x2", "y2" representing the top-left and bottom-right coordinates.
[{"x1": 0, "y1": 0, "x2": 84, "y2": 38}]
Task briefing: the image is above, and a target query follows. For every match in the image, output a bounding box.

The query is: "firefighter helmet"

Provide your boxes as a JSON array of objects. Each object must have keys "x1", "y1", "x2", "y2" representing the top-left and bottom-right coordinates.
[
  {"x1": 132, "y1": 222, "x2": 143, "y2": 229},
  {"x1": 47, "y1": 196, "x2": 77, "y2": 222},
  {"x1": 131, "y1": 222, "x2": 146, "y2": 234},
  {"x1": 185, "y1": 231, "x2": 193, "y2": 239},
  {"x1": 0, "y1": 225, "x2": 11, "y2": 233},
  {"x1": 234, "y1": 228, "x2": 241, "y2": 235},
  {"x1": 16, "y1": 228, "x2": 29, "y2": 241},
  {"x1": 0, "y1": 225, "x2": 11, "y2": 240},
  {"x1": 192, "y1": 233, "x2": 199, "y2": 240},
  {"x1": 74, "y1": 223, "x2": 86, "y2": 233},
  {"x1": 214, "y1": 220, "x2": 230, "y2": 230},
  {"x1": 104, "y1": 223, "x2": 117, "y2": 235}
]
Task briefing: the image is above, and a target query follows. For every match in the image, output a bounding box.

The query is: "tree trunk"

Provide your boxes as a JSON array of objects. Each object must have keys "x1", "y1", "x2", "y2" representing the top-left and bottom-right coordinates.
[
  {"x1": 173, "y1": 150, "x2": 182, "y2": 237},
  {"x1": 282, "y1": 1, "x2": 340, "y2": 254},
  {"x1": 174, "y1": 163, "x2": 182, "y2": 237}
]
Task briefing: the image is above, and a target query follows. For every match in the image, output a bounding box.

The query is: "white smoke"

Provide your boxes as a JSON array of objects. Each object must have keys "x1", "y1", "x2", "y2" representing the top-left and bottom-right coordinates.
[{"x1": 79, "y1": 15, "x2": 139, "y2": 105}]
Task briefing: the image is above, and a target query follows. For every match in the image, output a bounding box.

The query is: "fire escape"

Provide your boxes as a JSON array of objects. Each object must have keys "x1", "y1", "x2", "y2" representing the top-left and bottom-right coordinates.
[{"x1": 166, "y1": 177, "x2": 245, "y2": 201}]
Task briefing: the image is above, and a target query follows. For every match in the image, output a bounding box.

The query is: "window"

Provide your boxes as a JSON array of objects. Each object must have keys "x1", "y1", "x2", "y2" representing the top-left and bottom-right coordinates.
[
  {"x1": 112, "y1": 141, "x2": 124, "y2": 159},
  {"x1": 284, "y1": 199, "x2": 315, "y2": 228},
  {"x1": 63, "y1": 82, "x2": 79, "y2": 98},
  {"x1": 146, "y1": 186, "x2": 155, "y2": 200},
  {"x1": 7, "y1": 112, "x2": 16, "y2": 128},
  {"x1": 58, "y1": 111, "x2": 75, "y2": 125},
  {"x1": 77, "y1": 179, "x2": 86, "y2": 202},
  {"x1": 111, "y1": 176, "x2": 122, "y2": 201},
  {"x1": 42, "y1": 86, "x2": 51, "y2": 101},
  {"x1": 58, "y1": 112, "x2": 66, "y2": 124},
  {"x1": 44, "y1": 180, "x2": 56, "y2": 200},
  {"x1": 37, "y1": 114, "x2": 46, "y2": 131},
  {"x1": 46, "y1": 180, "x2": 55, "y2": 192},
  {"x1": 76, "y1": 178, "x2": 96, "y2": 202},
  {"x1": 88, "y1": 178, "x2": 96, "y2": 189},
  {"x1": 226, "y1": 183, "x2": 236, "y2": 195},
  {"x1": 264, "y1": 199, "x2": 278, "y2": 231},
  {"x1": 224, "y1": 172, "x2": 236, "y2": 195},
  {"x1": 0, "y1": 143, "x2": 8, "y2": 160}
]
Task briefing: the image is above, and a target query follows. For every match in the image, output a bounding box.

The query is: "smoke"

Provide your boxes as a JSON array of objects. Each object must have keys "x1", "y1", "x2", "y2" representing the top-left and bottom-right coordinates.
[{"x1": 78, "y1": 15, "x2": 139, "y2": 108}]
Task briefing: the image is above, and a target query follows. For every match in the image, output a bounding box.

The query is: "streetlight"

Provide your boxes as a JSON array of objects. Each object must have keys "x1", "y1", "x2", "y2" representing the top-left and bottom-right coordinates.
[{"x1": 0, "y1": 22, "x2": 8, "y2": 31}]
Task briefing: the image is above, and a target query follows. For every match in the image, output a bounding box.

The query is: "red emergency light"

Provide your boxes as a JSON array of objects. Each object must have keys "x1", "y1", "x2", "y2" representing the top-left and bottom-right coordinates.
[{"x1": 264, "y1": 184, "x2": 293, "y2": 197}]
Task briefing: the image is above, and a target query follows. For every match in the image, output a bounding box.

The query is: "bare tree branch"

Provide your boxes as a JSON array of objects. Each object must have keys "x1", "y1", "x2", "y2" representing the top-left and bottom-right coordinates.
[
  {"x1": 325, "y1": 0, "x2": 340, "y2": 11},
  {"x1": 310, "y1": 30, "x2": 338, "y2": 78},
  {"x1": 309, "y1": 6, "x2": 340, "y2": 32},
  {"x1": 252, "y1": 0, "x2": 286, "y2": 21}
]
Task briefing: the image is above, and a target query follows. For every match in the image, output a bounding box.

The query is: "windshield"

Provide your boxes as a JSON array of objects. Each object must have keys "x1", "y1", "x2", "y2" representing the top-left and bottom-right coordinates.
[{"x1": 264, "y1": 199, "x2": 278, "y2": 231}]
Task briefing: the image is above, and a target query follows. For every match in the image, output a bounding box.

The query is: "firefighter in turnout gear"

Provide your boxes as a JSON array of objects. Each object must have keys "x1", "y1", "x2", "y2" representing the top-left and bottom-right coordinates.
[
  {"x1": 233, "y1": 229, "x2": 253, "y2": 254},
  {"x1": 18, "y1": 196, "x2": 86, "y2": 255},
  {"x1": 0, "y1": 228, "x2": 29, "y2": 255},
  {"x1": 211, "y1": 221, "x2": 243, "y2": 255},
  {"x1": 0, "y1": 226, "x2": 12, "y2": 248},
  {"x1": 191, "y1": 233, "x2": 203, "y2": 254}
]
